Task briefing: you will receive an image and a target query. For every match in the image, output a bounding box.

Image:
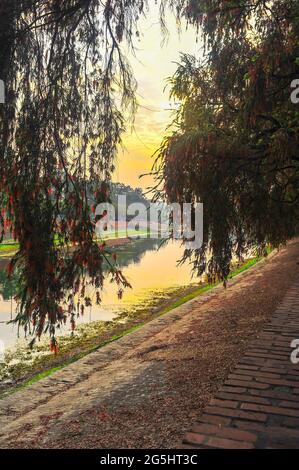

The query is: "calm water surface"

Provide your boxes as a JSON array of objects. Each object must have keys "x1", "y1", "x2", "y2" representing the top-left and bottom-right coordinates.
[{"x1": 0, "y1": 239, "x2": 197, "y2": 349}]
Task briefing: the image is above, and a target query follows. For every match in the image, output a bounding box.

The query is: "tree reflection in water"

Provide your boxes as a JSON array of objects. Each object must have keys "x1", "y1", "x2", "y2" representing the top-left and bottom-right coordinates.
[{"x1": 0, "y1": 238, "x2": 163, "y2": 301}]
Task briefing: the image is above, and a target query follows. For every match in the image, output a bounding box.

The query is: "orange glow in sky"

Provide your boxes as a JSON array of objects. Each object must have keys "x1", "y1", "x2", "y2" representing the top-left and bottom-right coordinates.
[{"x1": 113, "y1": 5, "x2": 199, "y2": 190}]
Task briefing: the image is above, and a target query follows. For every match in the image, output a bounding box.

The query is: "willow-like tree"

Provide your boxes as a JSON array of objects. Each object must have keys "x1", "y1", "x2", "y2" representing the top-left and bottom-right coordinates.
[
  {"x1": 1, "y1": 1, "x2": 299, "y2": 345},
  {"x1": 0, "y1": 0, "x2": 145, "y2": 347},
  {"x1": 154, "y1": 0, "x2": 299, "y2": 281}
]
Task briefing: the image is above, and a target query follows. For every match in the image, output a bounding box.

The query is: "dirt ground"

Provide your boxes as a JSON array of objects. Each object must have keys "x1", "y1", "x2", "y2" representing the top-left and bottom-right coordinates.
[{"x1": 1, "y1": 240, "x2": 299, "y2": 449}]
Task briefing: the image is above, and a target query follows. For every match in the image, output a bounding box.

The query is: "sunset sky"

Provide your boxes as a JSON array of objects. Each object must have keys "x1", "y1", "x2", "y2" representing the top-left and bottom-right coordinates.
[{"x1": 113, "y1": 5, "x2": 199, "y2": 190}]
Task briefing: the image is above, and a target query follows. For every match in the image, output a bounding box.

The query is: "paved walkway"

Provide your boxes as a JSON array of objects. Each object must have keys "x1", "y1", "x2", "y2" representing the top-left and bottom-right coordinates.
[
  {"x1": 182, "y1": 278, "x2": 299, "y2": 449},
  {"x1": 0, "y1": 241, "x2": 299, "y2": 448}
]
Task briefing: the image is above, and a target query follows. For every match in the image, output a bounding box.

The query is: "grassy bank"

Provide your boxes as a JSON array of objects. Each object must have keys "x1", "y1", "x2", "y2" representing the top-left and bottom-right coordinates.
[{"x1": 0, "y1": 230, "x2": 150, "y2": 258}]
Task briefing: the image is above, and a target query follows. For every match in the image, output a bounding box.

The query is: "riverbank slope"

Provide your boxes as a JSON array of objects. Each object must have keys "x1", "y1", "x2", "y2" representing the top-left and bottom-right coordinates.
[{"x1": 0, "y1": 239, "x2": 299, "y2": 448}]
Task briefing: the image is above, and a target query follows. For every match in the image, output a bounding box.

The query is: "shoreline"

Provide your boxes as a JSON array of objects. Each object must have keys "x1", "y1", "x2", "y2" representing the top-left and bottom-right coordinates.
[
  {"x1": 0, "y1": 236, "x2": 135, "y2": 269},
  {"x1": 0, "y1": 253, "x2": 267, "y2": 397}
]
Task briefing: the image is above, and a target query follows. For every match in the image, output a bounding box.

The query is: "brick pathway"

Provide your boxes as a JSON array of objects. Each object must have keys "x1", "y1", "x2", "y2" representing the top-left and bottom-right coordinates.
[{"x1": 182, "y1": 278, "x2": 299, "y2": 449}]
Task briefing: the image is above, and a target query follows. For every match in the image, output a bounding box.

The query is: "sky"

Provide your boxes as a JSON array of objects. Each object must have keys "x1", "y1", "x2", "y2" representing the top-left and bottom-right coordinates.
[{"x1": 113, "y1": 5, "x2": 199, "y2": 190}]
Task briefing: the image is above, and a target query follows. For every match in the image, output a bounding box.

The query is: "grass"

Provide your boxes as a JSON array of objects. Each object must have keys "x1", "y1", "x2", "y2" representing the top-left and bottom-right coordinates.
[
  {"x1": 7, "y1": 324, "x2": 144, "y2": 394},
  {"x1": 0, "y1": 252, "x2": 269, "y2": 398},
  {"x1": 0, "y1": 243, "x2": 18, "y2": 252},
  {"x1": 0, "y1": 230, "x2": 151, "y2": 257},
  {"x1": 158, "y1": 255, "x2": 266, "y2": 316},
  {"x1": 102, "y1": 229, "x2": 150, "y2": 239},
  {"x1": 24, "y1": 365, "x2": 64, "y2": 387}
]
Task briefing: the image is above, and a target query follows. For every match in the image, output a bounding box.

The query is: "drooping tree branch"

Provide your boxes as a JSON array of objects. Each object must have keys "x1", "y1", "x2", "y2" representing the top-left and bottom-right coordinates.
[
  {"x1": 0, "y1": 0, "x2": 147, "y2": 345},
  {"x1": 154, "y1": 1, "x2": 299, "y2": 281}
]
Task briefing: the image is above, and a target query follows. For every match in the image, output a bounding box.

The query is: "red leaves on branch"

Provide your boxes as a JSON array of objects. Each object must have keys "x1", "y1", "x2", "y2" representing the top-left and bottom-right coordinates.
[
  {"x1": 6, "y1": 261, "x2": 13, "y2": 277},
  {"x1": 50, "y1": 337, "x2": 58, "y2": 355}
]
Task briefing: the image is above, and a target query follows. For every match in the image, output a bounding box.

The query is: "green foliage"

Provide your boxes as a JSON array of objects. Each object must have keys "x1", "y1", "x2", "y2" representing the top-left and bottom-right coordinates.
[
  {"x1": 0, "y1": 0, "x2": 142, "y2": 340},
  {"x1": 154, "y1": 0, "x2": 299, "y2": 280}
]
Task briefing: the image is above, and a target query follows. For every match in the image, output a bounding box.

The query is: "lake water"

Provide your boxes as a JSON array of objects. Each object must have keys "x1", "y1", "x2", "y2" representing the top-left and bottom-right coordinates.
[{"x1": 0, "y1": 239, "x2": 197, "y2": 349}]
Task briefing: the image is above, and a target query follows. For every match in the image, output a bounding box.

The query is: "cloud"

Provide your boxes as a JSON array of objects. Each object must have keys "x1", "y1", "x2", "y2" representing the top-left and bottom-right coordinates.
[{"x1": 114, "y1": 5, "x2": 199, "y2": 189}]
